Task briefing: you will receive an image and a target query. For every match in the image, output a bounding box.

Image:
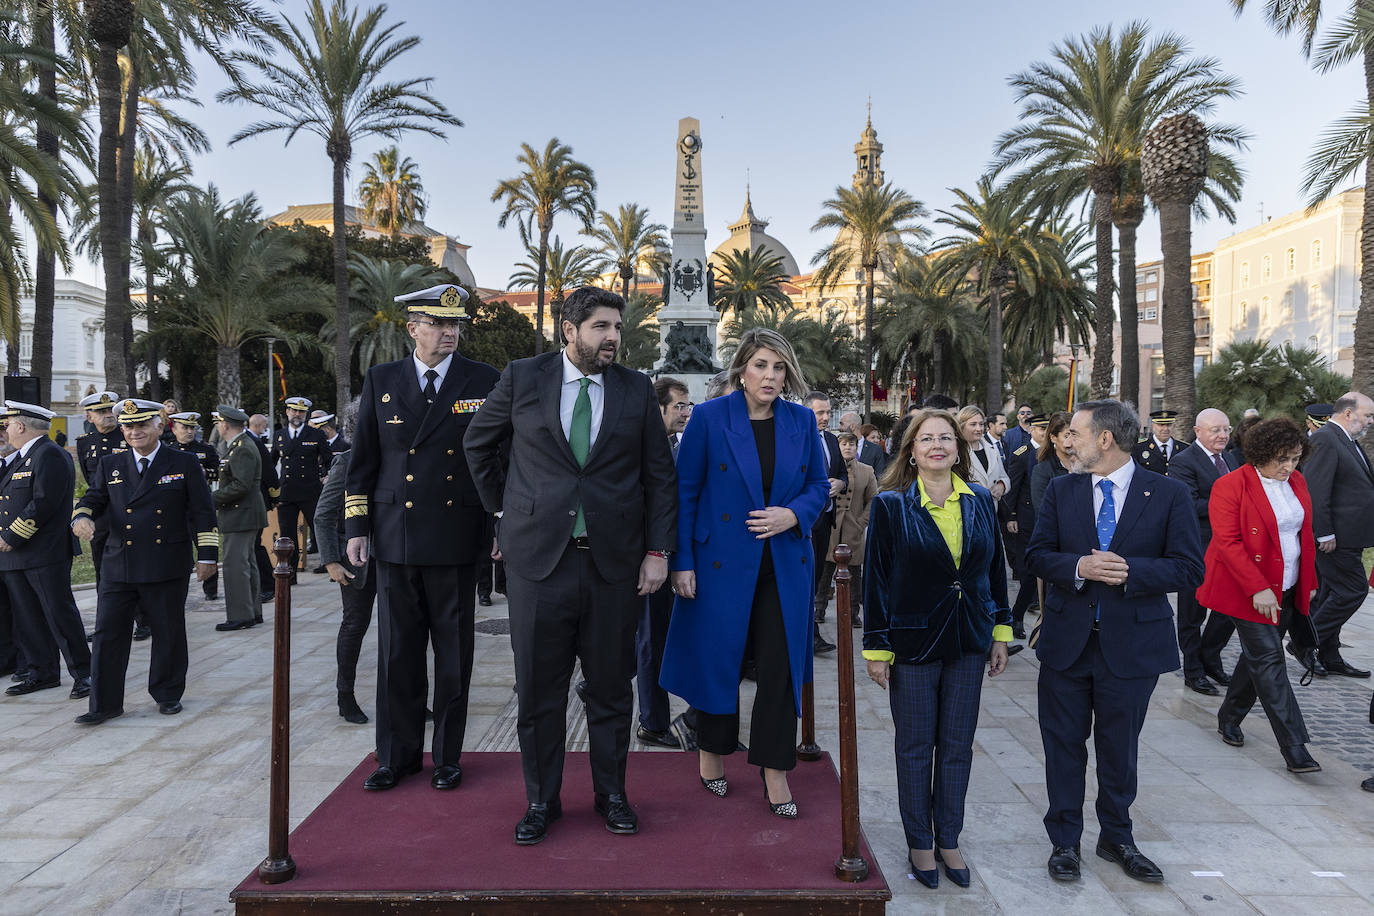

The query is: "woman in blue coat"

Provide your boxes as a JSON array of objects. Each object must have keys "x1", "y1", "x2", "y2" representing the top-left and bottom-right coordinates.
[{"x1": 660, "y1": 328, "x2": 829, "y2": 818}]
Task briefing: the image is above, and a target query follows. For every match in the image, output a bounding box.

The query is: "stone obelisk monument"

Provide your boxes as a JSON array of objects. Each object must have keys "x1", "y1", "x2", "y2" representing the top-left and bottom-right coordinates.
[{"x1": 656, "y1": 117, "x2": 720, "y2": 402}]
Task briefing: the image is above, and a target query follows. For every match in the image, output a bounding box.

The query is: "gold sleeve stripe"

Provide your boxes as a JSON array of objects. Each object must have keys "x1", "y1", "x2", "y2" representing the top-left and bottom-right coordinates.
[
  {"x1": 196, "y1": 532, "x2": 219, "y2": 547},
  {"x1": 72, "y1": 507, "x2": 93, "y2": 519},
  {"x1": 344, "y1": 495, "x2": 368, "y2": 504},
  {"x1": 269, "y1": 488, "x2": 281, "y2": 498},
  {"x1": 344, "y1": 505, "x2": 369, "y2": 519},
  {"x1": 10, "y1": 519, "x2": 36, "y2": 538}
]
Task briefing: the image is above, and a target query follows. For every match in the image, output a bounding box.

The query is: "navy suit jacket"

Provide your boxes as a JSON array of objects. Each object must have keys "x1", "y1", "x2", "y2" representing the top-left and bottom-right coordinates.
[
  {"x1": 1026, "y1": 465, "x2": 1204, "y2": 679},
  {"x1": 1167, "y1": 442, "x2": 1237, "y2": 547}
]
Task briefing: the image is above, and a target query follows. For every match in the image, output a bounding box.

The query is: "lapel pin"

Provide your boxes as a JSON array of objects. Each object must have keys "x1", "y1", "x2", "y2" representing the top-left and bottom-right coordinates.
[
  {"x1": 382, "y1": 393, "x2": 391, "y2": 403},
  {"x1": 1144, "y1": 491, "x2": 1151, "y2": 496}
]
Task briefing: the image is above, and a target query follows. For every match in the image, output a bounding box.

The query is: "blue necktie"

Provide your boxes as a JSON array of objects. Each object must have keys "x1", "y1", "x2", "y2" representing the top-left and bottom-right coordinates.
[{"x1": 1096, "y1": 479, "x2": 1117, "y2": 550}]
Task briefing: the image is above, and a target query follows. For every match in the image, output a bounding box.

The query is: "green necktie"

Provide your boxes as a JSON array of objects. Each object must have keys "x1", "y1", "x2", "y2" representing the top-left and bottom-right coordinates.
[{"x1": 570, "y1": 377, "x2": 591, "y2": 537}]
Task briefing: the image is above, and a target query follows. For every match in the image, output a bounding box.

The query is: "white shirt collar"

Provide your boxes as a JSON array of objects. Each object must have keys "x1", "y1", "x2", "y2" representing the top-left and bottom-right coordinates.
[
  {"x1": 414, "y1": 351, "x2": 454, "y2": 388},
  {"x1": 1153, "y1": 436, "x2": 1170, "y2": 448},
  {"x1": 1196, "y1": 441, "x2": 1221, "y2": 459},
  {"x1": 1092, "y1": 457, "x2": 1136, "y2": 495},
  {"x1": 15, "y1": 436, "x2": 42, "y2": 459},
  {"x1": 131, "y1": 441, "x2": 161, "y2": 469},
  {"x1": 561, "y1": 349, "x2": 605, "y2": 388}
]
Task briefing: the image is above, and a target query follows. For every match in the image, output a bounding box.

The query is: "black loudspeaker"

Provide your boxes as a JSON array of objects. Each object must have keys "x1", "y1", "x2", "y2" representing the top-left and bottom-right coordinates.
[{"x1": 3, "y1": 376, "x2": 39, "y2": 405}]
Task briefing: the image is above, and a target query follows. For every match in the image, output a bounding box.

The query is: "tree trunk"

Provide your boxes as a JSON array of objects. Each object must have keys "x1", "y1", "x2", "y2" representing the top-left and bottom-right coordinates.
[
  {"x1": 144, "y1": 244, "x2": 161, "y2": 400},
  {"x1": 932, "y1": 333, "x2": 945, "y2": 395},
  {"x1": 32, "y1": 0, "x2": 56, "y2": 407},
  {"x1": 535, "y1": 221, "x2": 549, "y2": 353},
  {"x1": 987, "y1": 277, "x2": 1004, "y2": 416},
  {"x1": 96, "y1": 41, "x2": 130, "y2": 391},
  {"x1": 1159, "y1": 197, "x2": 1197, "y2": 437},
  {"x1": 1354, "y1": 40, "x2": 1374, "y2": 396},
  {"x1": 864, "y1": 267, "x2": 875, "y2": 422},
  {"x1": 1117, "y1": 221, "x2": 1140, "y2": 410},
  {"x1": 621, "y1": 267, "x2": 631, "y2": 304},
  {"x1": 1089, "y1": 187, "x2": 1116, "y2": 398},
  {"x1": 217, "y1": 343, "x2": 241, "y2": 405},
  {"x1": 117, "y1": 66, "x2": 139, "y2": 392},
  {"x1": 331, "y1": 152, "x2": 351, "y2": 408}
]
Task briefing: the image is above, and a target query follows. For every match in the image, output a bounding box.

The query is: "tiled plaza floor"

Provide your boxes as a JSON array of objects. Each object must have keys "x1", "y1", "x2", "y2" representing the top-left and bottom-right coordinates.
[{"x1": 1, "y1": 570, "x2": 1373, "y2": 914}]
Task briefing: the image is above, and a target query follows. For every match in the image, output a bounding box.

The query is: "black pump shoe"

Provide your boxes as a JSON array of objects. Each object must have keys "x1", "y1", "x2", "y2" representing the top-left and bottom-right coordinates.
[
  {"x1": 760, "y1": 769, "x2": 797, "y2": 819},
  {"x1": 935, "y1": 848, "x2": 971, "y2": 888}
]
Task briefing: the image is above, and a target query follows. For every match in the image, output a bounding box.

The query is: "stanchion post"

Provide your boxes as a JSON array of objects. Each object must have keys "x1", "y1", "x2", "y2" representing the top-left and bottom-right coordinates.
[
  {"x1": 832, "y1": 544, "x2": 868, "y2": 882},
  {"x1": 258, "y1": 537, "x2": 296, "y2": 884}
]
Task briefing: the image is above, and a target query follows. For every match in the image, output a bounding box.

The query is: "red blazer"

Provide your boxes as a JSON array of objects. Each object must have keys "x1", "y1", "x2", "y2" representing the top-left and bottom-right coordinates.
[{"x1": 1196, "y1": 465, "x2": 1317, "y2": 624}]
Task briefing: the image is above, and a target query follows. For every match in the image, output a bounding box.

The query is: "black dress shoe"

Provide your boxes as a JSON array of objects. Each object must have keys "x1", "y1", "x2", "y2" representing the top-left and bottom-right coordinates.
[
  {"x1": 1096, "y1": 840, "x2": 1163, "y2": 883},
  {"x1": 363, "y1": 758, "x2": 422, "y2": 791},
  {"x1": 636, "y1": 725, "x2": 681, "y2": 749},
  {"x1": 813, "y1": 634, "x2": 836, "y2": 654},
  {"x1": 11, "y1": 670, "x2": 28, "y2": 682},
  {"x1": 1186, "y1": 676, "x2": 1219, "y2": 696},
  {"x1": 338, "y1": 691, "x2": 368, "y2": 724},
  {"x1": 74, "y1": 709, "x2": 122, "y2": 725},
  {"x1": 478, "y1": 595, "x2": 493, "y2": 606},
  {"x1": 1281, "y1": 744, "x2": 1321, "y2": 773},
  {"x1": 158, "y1": 701, "x2": 182, "y2": 715},
  {"x1": 1321, "y1": 658, "x2": 1371, "y2": 678},
  {"x1": 1362, "y1": 776, "x2": 1374, "y2": 792},
  {"x1": 259, "y1": 591, "x2": 275, "y2": 604},
  {"x1": 1047, "y1": 844, "x2": 1081, "y2": 881},
  {"x1": 215, "y1": 620, "x2": 254, "y2": 631},
  {"x1": 515, "y1": 801, "x2": 561, "y2": 845},
  {"x1": 1012, "y1": 623, "x2": 1027, "y2": 640},
  {"x1": 910, "y1": 852, "x2": 939, "y2": 889},
  {"x1": 670, "y1": 712, "x2": 699, "y2": 752},
  {"x1": 1203, "y1": 663, "x2": 1232, "y2": 686},
  {"x1": 935, "y1": 849, "x2": 971, "y2": 888},
  {"x1": 431, "y1": 764, "x2": 462, "y2": 790},
  {"x1": 203, "y1": 591, "x2": 219, "y2": 601},
  {"x1": 69, "y1": 676, "x2": 91, "y2": 699},
  {"x1": 6, "y1": 678, "x2": 59, "y2": 696},
  {"x1": 312, "y1": 564, "x2": 327, "y2": 574},
  {"x1": 1218, "y1": 720, "x2": 1244, "y2": 747},
  {"x1": 132, "y1": 625, "x2": 152, "y2": 641},
  {"x1": 595, "y1": 793, "x2": 640, "y2": 834},
  {"x1": 1007, "y1": 644, "x2": 1025, "y2": 656},
  {"x1": 1287, "y1": 643, "x2": 1326, "y2": 677}
]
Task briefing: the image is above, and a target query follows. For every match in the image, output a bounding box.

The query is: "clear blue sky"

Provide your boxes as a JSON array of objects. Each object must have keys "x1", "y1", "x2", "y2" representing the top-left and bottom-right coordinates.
[{"x1": 59, "y1": 0, "x2": 1368, "y2": 290}]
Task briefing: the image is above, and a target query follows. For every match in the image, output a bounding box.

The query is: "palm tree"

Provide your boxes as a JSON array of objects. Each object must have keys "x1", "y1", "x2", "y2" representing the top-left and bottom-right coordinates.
[
  {"x1": 1141, "y1": 113, "x2": 1211, "y2": 435},
  {"x1": 720, "y1": 301, "x2": 859, "y2": 391},
  {"x1": 1231, "y1": 1, "x2": 1374, "y2": 395},
  {"x1": 876, "y1": 252, "x2": 984, "y2": 398},
  {"x1": 159, "y1": 186, "x2": 324, "y2": 403},
  {"x1": 218, "y1": 0, "x2": 461, "y2": 408},
  {"x1": 1002, "y1": 219, "x2": 1096, "y2": 364},
  {"x1": 491, "y1": 138, "x2": 596, "y2": 353},
  {"x1": 343, "y1": 253, "x2": 447, "y2": 369},
  {"x1": 1197, "y1": 339, "x2": 1350, "y2": 422},
  {"x1": 712, "y1": 244, "x2": 793, "y2": 318},
  {"x1": 1113, "y1": 159, "x2": 1146, "y2": 407},
  {"x1": 811, "y1": 181, "x2": 928, "y2": 419},
  {"x1": 996, "y1": 22, "x2": 1244, "y2": 398},
  {"x1": 618, "y1": 291, "x2": 662, "y2": 370},
  {"x1": 929, "y1": 176, "x2": 1063, "y2": 414},
  {"x1": 358, "y1": 145, "x2": 426, "y2": 239},
  {"x1": 584, "y1": 202, "x2": 666, "y2": 302},
  {"x1": 507, "y1": 235, "x2": 599, "y2": 344}
]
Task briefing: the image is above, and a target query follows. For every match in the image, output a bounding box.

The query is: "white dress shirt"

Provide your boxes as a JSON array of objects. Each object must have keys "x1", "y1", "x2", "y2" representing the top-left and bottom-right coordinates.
[
  {"x1": 1090, "y1": 459, "x2": 1136, "y2": 525},
  {"x1": 413, "y1": 352, "x2": 454, "y2": 392},
  {"x1": 131, "y1": 441, "x2": 161, "y2": 472},
  {"x1": 1258, "y1": 472, "x2": 1303, "y2": 591},
  {"x1": 1153, "y1": 436, "x2": 1172, "y2": 460},
  {"x1": 560, "y1": 350, "x2": 605, "y2": 447},
  {"x1": 14, "y1": 434, "x2": 42, "y2": 462}
]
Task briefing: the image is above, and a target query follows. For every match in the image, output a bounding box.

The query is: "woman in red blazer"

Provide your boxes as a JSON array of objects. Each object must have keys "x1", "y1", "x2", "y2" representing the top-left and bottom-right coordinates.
[{"x1": 1196, "y1": 417, "x2": 1321, "y2": 774}]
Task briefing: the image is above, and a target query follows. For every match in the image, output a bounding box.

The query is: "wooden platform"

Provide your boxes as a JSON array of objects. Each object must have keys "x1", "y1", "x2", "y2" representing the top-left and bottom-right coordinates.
[{"x1": 230, "y1": 751, "x2": 891, "y2": 915}]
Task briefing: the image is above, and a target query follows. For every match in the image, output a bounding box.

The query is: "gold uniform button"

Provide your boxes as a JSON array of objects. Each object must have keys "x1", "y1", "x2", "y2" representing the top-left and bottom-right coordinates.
[
  {"x1": 156, "y1": 539, "x2": 161, "y2": 544},
  {"x1": 125, "y1": 540, "x2": 132, "y2": 545},
  {"x1": 126, "y1": 508, "x2": 132, "y2": 514},
  {"x1": 446, "y1": 475, "x2": 453, "y2": 482},
  {"x1": 405, "y1": 501, "x2": 414, "y2": 509},
  {"x1": 406, "y1": 474, "x2": 414, "y2": 482},
  {"x1": 446, "y1": 500, "x2": 453, "y2": 506},
  {"x1": 409, "y1": 449, "x2": 416, "y2": 455},
  {"x1": 447, "y1": 449, "x2": 455, "y2": 456}
]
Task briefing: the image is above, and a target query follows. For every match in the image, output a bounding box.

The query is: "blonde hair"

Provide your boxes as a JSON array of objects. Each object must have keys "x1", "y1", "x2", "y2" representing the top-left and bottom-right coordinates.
[
  {"x1": 726, "y1": 328, "x2": 809, "y2": 400},
  {"x1": 879, "y1": 409, "x2": 973, "y2": 492},
  {"x1": 955, "y1": 405, "x2": 986, "y2": 441}
]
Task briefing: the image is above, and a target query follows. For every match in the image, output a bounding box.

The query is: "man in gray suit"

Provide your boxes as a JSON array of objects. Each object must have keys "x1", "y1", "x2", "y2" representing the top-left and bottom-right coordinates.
[
  {"x1": 465, "y1": 286, "x2": 676, "y2": 846},
  {"x1": 1291, "y1": 391, "x2": 1374, "y2": 678},
  {"x1": 213, "y1": 406, "x2": 266, "y2": 632}
]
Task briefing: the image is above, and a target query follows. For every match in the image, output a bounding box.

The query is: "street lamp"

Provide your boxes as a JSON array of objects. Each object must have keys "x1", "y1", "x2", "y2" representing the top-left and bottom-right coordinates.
[{"x1": 266, "y1": 338, "x2": 276, "y2": 430}]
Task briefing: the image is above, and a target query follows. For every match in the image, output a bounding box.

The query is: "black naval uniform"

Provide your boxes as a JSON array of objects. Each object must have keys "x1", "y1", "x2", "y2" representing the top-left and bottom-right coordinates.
[
  {"x1": 74, "y1": 446, "x2": 218, "y2": 715},
  {"x1": 345, "y1": 352, "x2": 500, "y2": 772},
  {"x1": 271, "y1": 423, "x2": 330, "y2": 576},
  {"x1": 0, "y1": 437, "x2": 90, "y2": 690},
  {"x1": 326, "y1": 433, "x2": 350, "y2": 464},
  {"x1": 1131, "y1": 435, "x2": 1186, "y2": 475},
  {"x1": 1003, "y1": 437, "x2": 1039, "y2": 626},
  {"x1": 174, "y1": 439, "x2": 221, "y2": 599},
  {"x1": 75, "y1": 426, "x2": 129, "y2": 585}
]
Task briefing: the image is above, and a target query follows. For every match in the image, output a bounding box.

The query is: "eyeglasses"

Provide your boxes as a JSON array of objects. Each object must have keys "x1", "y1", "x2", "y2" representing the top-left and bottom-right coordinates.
[
  {"x1": 1200, "y1": 426, "x2": 1232, "y2": 435},
  {"x1": 671, "y1": 403, "x2": 691, "y2": 413},
  {"x1": 916, "y1": 435, "x2": 957, "y2": 447},
  {"x1": 413, "y1": 318, "x2": 461, "y2": 330}
]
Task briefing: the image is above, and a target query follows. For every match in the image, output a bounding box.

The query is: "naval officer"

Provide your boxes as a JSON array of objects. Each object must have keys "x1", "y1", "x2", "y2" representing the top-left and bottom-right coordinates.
[
  {"x1": 72, "y1": 399, "x2": 218, "y2": 723},
  {"x1": 1131, "y1": 410, "x2": 1186, "y2": 475},
  {"x1": 170, "y1": 412, "x2": 222, "y2": 600},
  {"x1": 272, "y1": 395, "x2": 331, "y2": 579},
  {"x1": 346, "y1": 283, "x2": 500, "y2": 792}
]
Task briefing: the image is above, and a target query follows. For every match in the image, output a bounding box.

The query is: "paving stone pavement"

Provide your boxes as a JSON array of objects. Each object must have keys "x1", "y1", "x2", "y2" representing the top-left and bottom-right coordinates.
[{"x1": 1, "y1": 570, "x2": 1373, "y2": 914}]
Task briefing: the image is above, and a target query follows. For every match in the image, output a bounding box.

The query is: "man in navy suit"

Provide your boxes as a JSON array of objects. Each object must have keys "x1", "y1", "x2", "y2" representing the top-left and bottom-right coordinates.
[
  {"x1": 1167, "y1": 408, "x2": 1238, "y2": 695},
  {"x1": 1027, "y1": 399, "x2": 1203, "y2": 885}
]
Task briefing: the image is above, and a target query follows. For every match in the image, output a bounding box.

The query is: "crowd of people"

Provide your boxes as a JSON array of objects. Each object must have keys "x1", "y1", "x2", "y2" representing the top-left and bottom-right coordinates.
[{"x1": 3, "y1": 280, "x2": 1373, "y2": 892}]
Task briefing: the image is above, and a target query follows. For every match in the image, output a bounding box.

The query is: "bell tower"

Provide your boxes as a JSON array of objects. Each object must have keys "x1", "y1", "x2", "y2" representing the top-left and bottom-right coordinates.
[{"x1": 852, "y1": 99, "x2": 884, "y2": 189}]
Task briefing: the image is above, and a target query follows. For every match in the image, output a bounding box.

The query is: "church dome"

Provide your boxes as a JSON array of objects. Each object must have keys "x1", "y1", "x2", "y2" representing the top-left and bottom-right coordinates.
[{"x1": 709, "y1": 189, "x2": 801, "y2": 277}]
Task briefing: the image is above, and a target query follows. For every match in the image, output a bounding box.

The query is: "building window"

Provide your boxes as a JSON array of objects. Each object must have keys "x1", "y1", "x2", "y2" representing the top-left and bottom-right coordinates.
[
  {"x1": 1135, "y1": 272, "x2": 1145, "y2": 285},
  {"x1": 1311, "y1": 239, "x2": 1322, "y2": 268},
  {"x1": 19, "y1": 333, "x2": 30, "y2": 360},
  {"x1": 1137, "y1": 289, "x2": 1146, "y2": 303},
  {"x1": 1240, "y1": 261, "x2": 1250, "y2": 288},
  {"x1": 1286, "y1": 247, "x2": 1296, "y2": 275},
  {"x1": 1150, "y1": 356, "x2": 1165, "y2": 414},
  {"x1": 1146, "y1": 271, "x2": 1158, "y2": 283},
  {"x1": 1137, "y1": 309, "x2": 1145, "y2": 321},
  {"x1": 1310, "y1": 283, "x2": 1324, "y2": 311},
  {"x1": 1144, "y1": 307, "x2": 1157, "y2": 320},
  {"x1": 1145, "y1": 288, "x2": 1157, "y2": 302},
  {"x1": 1239, "y1": 300, "x2": 1249, "y2": 324},
  {"x1": 84, "y1": 328, "x2": 95, "y2": 368},
  {"x1": 1282, "y1": 290, "x2": 1294, "y2": 319},
  {"x1": 1261, "y1": 295, "x2": 1271, "y2": 323},
  {"x1": 1262, "y1": 255, "x2": 1271, "y2": 282}
]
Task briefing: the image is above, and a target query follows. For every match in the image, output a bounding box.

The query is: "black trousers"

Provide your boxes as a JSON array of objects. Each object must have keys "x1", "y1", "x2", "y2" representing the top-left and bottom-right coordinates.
[
  {"x1": 811, "y1": 511, "x2": 833, "y2": 613},
  {"x1": 336, "y1": 560, "x2": 377, "y2": 693},
  {"x1": 506, "y1": 544, "x2": 639, "y2": 803},
  {"x1": 374, "y1": 559, "x2": 476, "y2": 769},
  {"x1": 1010, "y1": 575, "x2": 1038, "y2": 625},
  {"x1": 277, "y1": 498, "x2": 318, "y2": 573},
  {"x1": 820, "y1": 561, "x2": 863, "y2": 621},
  {"x1": 635, "y1": 582, "x2": 673, "y2": 733},
  {"x1": 695, "y1": 573, "x2": 797, "y2": 772},
  {"x1": 1219, "y1": 591, "x2": 1310, "y2": 748},
  {"x1": 3, "y1": 562, "x2": 90, "y2": 683},
  {"x1": 88, "y1": 576, "x2": 190, "y2": 714},
  {"x1": 477, "y1": 557, "x2": 506, "y2": 599},
  {"x1": 0, "y1": 578, "x2": 18, "y2": 673},
  {"x1": 255, "y1": 531, "x2": 274, "y2": 595},
  {"x1": 91, "y1": 528, "x2": 148, "y2": 628},
  {"x1": 1176, "y1": 589, "x2": 1236, "y2": 679},
  {"x1": 1302, "y1": 546, "x2": 1368, "y2": 660}
]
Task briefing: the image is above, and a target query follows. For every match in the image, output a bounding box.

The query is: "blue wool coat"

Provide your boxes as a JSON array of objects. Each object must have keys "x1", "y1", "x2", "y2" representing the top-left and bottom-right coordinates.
[{"x1": 660, "y1": 391, "x2": 830, "y2": 716}]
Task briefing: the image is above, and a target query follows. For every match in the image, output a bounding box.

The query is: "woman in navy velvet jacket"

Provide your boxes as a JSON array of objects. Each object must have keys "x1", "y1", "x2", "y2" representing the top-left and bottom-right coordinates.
[
  {"x1": 864, "y1": 408, "x2": 1011, "y2": 888},
  {"x1": 660, "y1": 328, "x2": 829, "y2": 819}
]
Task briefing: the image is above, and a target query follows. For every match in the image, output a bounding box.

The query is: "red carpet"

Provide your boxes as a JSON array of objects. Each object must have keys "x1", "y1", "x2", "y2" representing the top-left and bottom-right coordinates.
[{"x1": 232, "y1": 751, "x2": 888, "y2": 901}]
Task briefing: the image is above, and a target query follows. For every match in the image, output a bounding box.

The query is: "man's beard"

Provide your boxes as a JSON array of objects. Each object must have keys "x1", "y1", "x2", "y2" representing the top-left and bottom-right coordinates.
[{"x1": 573, "y1": 337, "x2": 615, "y2": 373}]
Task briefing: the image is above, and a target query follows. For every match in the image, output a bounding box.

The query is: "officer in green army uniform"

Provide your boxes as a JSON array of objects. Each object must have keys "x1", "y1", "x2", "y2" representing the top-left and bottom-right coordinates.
[{"x1": 212, "y1": 406, "x2": 267, "y2": 632}]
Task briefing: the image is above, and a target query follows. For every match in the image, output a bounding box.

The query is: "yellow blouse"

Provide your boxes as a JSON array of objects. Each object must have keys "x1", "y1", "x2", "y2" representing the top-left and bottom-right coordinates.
[{"x1": 864, "y1": 475, "x2": 1013, "y2": 664}]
